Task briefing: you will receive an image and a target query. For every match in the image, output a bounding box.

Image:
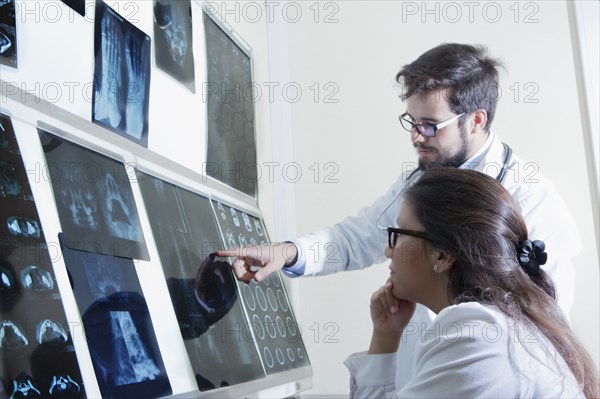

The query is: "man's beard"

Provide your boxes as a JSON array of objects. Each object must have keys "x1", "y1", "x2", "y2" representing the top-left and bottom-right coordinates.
[{"x1": 418, "y1": 126, "x2": 470, "y2": 170}]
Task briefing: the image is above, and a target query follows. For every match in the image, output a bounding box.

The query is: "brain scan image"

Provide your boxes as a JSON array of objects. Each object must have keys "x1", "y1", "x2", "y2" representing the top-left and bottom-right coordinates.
[
  {"x1": 0, "y1": 161, "x2": 21, "y2": 197},
  {"x1": 48, "y1": 374, "x2": 81, "y2": 398},
  {"x1": 242, "y1": 212, "x2": 252, "y2": 232},
  {"x1": 6, "y1": 216, "x2": 40, "y2": 239},
  {"x1": 0, "y1": 266, "x2": 14, "y2": 290},
  {"x1": 217, "y1": 202, "x2": 227, "y2": 221},
  {"x1": 10, "y1": 372, "x2": 41, "y2": 399},
  {"x1": 237, "y1": 234, "x2": 247, "y2": 247},
  {"x1": 254, "y1": 220, "x2": 264, "y2": 236},
  {"x1": 0, "y1": 320, "x2": 28, "y2": 349},
  {"x1": 36, "y1": 319, "x2": 68, "y2": 345},
  {"x1": 230, "y1": 208, "x2": 240, "y2": 227},
  {"x1": 20, "y1": 265, "x2": 54, "y2": 291},
  {"x1": 60, "y1": 187, "x2": 99, "y2": 231}
]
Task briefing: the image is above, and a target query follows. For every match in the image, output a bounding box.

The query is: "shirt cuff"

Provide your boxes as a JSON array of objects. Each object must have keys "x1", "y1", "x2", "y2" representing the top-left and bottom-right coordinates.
[
  {"x1": 344, "y1": 351, "x2": 397, "y2": 387},
  {"x1": 280, "y1": 239, "x2": 306, "y2": 277}
]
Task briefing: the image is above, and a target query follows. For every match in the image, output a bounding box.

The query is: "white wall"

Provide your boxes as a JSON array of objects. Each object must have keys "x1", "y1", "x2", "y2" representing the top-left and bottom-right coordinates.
[{"x1": 269, "y1": 1, "x2": 599, "y2": 396}]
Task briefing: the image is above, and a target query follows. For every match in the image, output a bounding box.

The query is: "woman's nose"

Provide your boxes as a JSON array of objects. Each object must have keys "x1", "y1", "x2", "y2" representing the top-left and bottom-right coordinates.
[{"x1": 384, "y1": 245, "x2": 393, "y2": 259}]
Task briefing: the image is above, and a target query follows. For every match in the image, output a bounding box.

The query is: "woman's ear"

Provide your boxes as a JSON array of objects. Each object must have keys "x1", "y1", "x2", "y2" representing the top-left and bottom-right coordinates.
[{"x1": 435, "y1": 250, "x2": 455, "y2": 273}]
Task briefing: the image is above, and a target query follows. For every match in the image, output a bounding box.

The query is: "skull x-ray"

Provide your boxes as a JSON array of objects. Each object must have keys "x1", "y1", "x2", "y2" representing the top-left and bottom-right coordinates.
[
  {"x1": 0, "y1": 0, "x2": 17, "y2": 68},
  {"x1": 204, "y1": 12, "x2": 257, "y2": 197},
  {"x1": 59, "y1": 233, "x2": 171, "y2": 399},
  {"x1": 0, "y1": 114, "x2": 85, "y2": 399},
  {"x1": 137, "y1": 171, "x2": 265, "y2": 390},
  {"x1": 93, "y1": 0, "x2": 151, "y2": 146},
  {"x1": 39, "y1": 129, "x2": 149, "y2": 260},
  {"x1": 154, "y1": 0, "x2": 195, "y2": 92}
]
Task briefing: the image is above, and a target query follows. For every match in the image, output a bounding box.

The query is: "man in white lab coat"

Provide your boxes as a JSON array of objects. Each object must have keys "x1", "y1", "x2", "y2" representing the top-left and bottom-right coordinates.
[{"x1": 217, "y1": 42, "x2": 581, "y2": 388}]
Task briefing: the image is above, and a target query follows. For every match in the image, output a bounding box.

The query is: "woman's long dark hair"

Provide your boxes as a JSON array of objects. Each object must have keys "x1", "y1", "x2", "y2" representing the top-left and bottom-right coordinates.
[{"x1": 404, "y1": 168, "x2": 598, "y2": 398}]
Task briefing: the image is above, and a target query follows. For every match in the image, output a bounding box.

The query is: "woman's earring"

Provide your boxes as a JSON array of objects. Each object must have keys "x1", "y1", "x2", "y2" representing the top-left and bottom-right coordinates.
[{"x1": 433, "y1": 264, "x2": 439, "y2": 272}]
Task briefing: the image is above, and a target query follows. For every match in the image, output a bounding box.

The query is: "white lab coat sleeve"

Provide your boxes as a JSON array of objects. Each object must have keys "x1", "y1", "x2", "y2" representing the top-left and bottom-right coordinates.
[
  {"x1": 281, "y1": 172, "x2": 414, "y2": 278},
  {"x1": 344, "y1": 351, "x2": 398, "y2": 399}
]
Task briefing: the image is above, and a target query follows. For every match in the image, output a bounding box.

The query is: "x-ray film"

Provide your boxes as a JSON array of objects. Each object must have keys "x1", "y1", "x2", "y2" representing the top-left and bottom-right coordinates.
[
  {"x1": 137, "y1": 171, "x2": 265, "y2": 390},
  {"x1": 0, "y1": 0, "x2": 17, "y2": 68},
  {"x1": 212, "y1": 200, "x2": 311, "y2": 374},
  {"x1": 93, "y1": 0, "x2": 151, "y2": 146},
  {"x1": 39, "y1": 129, "x2": 149, "y2": 260},
  {"x1": 154, "y1": 0, "x2": 195, "y2": 92},
  {"x1": 0, "y1": 114, "x2": 86, "y2": 399},
  {"x1": 59, "y1": 233, "x2": 171, "y2": 399},
  {"x1": 61, "y1": 0, "x2": 86, "y2": 17},
  {"x1": 204, "y1": 12, "x2": 257, "y2": 197}
]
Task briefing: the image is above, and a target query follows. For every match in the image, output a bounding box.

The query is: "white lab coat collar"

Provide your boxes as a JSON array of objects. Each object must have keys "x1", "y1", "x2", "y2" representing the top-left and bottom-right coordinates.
[{"x1": 460, "y1": 131, "x2": 508, "y2": 178}]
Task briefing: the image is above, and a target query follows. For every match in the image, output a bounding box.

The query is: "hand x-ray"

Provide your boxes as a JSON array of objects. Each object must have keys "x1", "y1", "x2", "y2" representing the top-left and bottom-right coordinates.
[
  {"x1": 0, "y1": 0, "x2": 17, "y2": 68},
  {"x1": 93, "y1": 0, "x2": 151, "y2": 146},
  {"x1": 154, "y1": 0, "x2": 195, "y2": 92},
  {"x1": 0, "y1": 114, "x2": 85, "y2": 399},
  {"x1": 204, "y1": 12, "x2": 257, "y2": 197},
  {"x1": 39, "y1": 129, "x2": 149, "y2": 260},
  {"x1": 59, "y1": 233, "x2": 172, "y2": 399}
]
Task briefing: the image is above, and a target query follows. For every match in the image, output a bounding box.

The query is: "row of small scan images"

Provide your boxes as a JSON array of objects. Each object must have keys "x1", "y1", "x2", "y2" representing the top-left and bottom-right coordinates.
[
  {"x1": 1, "y1": 319, "x2": 68, "y2": 349},
  {"x1": 1, "y1": 371, "x2": 81, "y2": 399}
]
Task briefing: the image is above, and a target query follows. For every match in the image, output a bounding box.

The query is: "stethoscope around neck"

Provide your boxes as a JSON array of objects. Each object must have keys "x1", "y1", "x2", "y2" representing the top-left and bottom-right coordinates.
[{"x1": 375, "y1": 143, "x2": 513, "y2": 230}]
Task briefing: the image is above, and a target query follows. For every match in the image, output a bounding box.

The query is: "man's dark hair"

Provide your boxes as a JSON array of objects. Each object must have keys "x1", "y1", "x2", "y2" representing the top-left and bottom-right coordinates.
[{"x1": 396, "y1": 43, "x2": 503, "y2": 131}]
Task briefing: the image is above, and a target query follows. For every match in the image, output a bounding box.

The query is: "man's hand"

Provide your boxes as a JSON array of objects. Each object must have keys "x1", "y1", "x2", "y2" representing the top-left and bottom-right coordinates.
[{"x1": 216, "y1": 242, "x2": 298, "y2": 283}]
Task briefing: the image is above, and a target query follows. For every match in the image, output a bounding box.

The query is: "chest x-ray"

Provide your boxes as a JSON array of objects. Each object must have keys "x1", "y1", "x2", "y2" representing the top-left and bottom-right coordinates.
[
  {"x1": 213, "y1": 201, "x2": 311, "y2": 374},
  {"x1": 0, "y1": 114, "x2": 85, "y2": 399},
  {"x1": 137, "y1": 171, "x2": 265, "y2": 390},
  {"x1": 59, "y1": 233, "x2": 171, "y2": 399},
  {"x1": 93, "y1": 0, "x2": 151, "y2": 146},
  {"x1": 154, "y1": 0, "x2": 195, "y2": 92},
  {"x1": 204, "y1": 12, "x2": 257, "y2": 197},
  {"x1": 39, "y1": 129, "x2": 149, "y2": 260}
]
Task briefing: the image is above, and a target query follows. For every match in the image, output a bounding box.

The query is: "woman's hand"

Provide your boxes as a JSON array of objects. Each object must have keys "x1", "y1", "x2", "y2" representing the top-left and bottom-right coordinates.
[{"x1": 368, "y1": 280, "x2": 416, "y2": 354}]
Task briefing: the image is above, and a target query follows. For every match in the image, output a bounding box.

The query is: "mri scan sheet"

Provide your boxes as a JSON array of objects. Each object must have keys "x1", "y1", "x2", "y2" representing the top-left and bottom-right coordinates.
[
  {"x1": 93, "y1": 0, "x2": 151, "y2": 146},
  {"x1": 38, "y1": 129, "x2": 149, "y2": 260},
  {"x1": 204, "y1": 12, "x2": 257, "y2": 197},
  {"x1": 1, "y1": 114, "x2": 86, "y2": 399},
  {"x1": 154, "y1": 0, "x2": 195, "y2": 92},
  {"x1": 59, "y1": 233, "x2": 171, "y2": 399},
  {"x1": 212, "y1": 200, "x2": 311, "y2": 374},
  {"x1": 137, "y1": 171, "x2": 265, "y2": 390}
]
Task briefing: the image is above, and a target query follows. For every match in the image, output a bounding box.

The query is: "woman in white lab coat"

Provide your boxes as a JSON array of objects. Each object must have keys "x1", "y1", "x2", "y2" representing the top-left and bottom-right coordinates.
[{"x1": 345, "y1": 168, "x2": 598, "y2": 398}]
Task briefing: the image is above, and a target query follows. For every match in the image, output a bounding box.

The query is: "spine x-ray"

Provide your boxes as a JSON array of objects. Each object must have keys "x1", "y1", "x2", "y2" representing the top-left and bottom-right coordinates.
[
  {"x1": 0, "y1": 114, "x2": 86, "y2": 399},
  {"x1": 39, "y1": 128, "x2": 149, "y2": 260},
  {"x1": 0, "y1": 0, "x2": 17, "y2": 68},
  {"x1": 154, "y1": 0, "x2": 195, "y2": 92},
  {"x1": 59, "y1": 233, "x2": 171, "y2": 399},
  {"x1": 93, "y1": 0, "x2": 151, "y2": 147}
]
